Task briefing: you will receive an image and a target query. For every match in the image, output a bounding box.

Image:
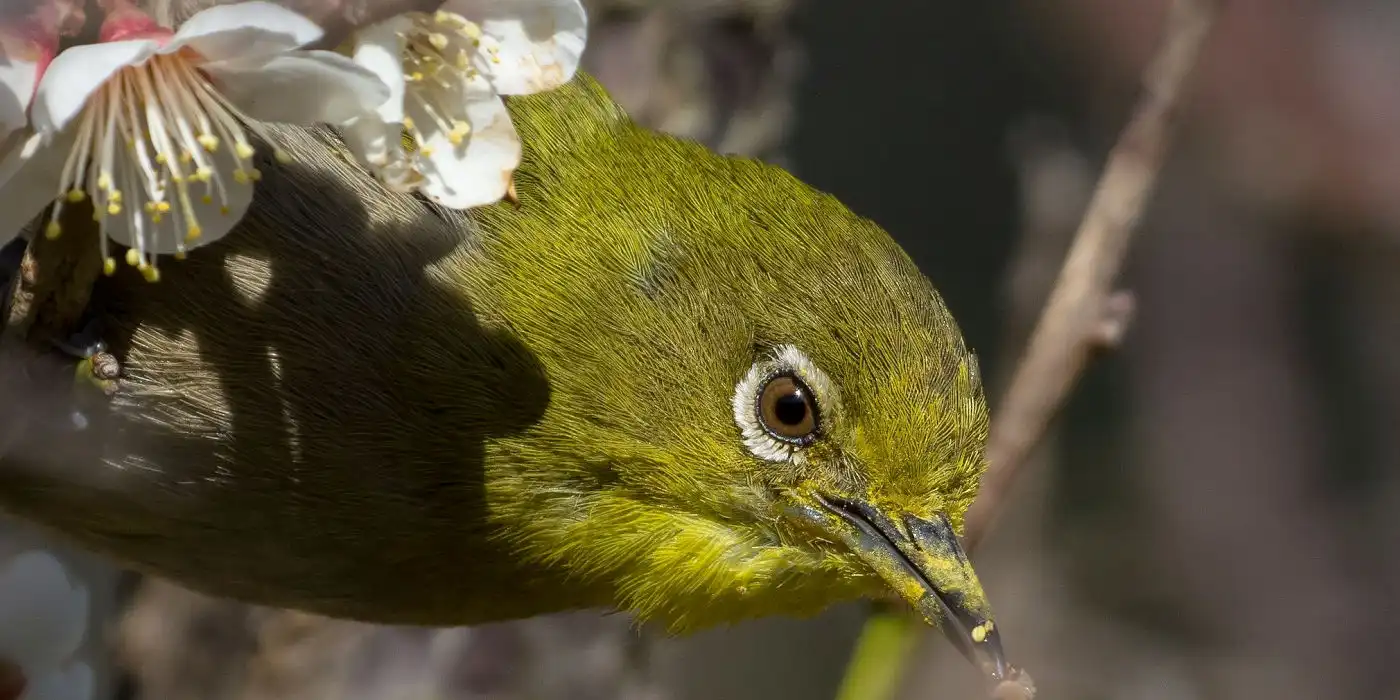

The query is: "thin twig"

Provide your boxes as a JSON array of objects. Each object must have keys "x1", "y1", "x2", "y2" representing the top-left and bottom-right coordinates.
[
  {"x1": 834, "y1": 4, "x2": 1222, "y2": 700},
  {"x1": 962, "y1": 0, "x2": 1223, "y2": 552}
]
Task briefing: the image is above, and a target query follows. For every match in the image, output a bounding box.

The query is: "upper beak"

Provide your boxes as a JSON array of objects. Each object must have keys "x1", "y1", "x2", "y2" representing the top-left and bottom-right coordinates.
[{"x1": 794, "y1": 493, "x2": 1008, "y2": 681}]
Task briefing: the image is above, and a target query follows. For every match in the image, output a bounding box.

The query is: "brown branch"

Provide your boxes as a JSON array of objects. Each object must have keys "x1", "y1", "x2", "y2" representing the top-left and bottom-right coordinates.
[
  {"x1": 962, "y1": 0, "x2": 1223, "y2": 553},
  {"x1": 3, "y1": 203, "x2": 103, "y2": 347}
]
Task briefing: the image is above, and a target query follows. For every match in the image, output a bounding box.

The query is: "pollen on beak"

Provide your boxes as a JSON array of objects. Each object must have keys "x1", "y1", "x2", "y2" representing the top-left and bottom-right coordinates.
[{"x1": 798, "y1": 493, "x2": 1009, "y2": 681}]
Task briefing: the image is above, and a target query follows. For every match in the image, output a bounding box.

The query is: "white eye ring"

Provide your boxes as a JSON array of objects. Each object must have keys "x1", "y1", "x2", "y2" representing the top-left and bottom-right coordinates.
[{"x1": 732, "y1": 345, "x2": 836, "y2": 464}]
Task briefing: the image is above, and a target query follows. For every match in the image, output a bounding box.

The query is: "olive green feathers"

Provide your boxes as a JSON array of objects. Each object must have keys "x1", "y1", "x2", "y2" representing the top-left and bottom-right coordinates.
[{"x1": 0, "y1": 73, "x2": 1003, "y2": 669}]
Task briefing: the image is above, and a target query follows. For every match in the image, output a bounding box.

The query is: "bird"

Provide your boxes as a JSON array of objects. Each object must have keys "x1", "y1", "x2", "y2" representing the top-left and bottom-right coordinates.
[{"x1": 0, "y1": 72, "x2": 1008, "y2": 680}]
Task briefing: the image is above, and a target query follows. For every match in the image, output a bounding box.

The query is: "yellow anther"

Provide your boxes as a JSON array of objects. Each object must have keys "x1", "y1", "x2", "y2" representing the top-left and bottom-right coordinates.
[
  {"x1": 274, "y1": 149, "x2": 292, "y2": 164},
  {"x1": 202, "y1": 194, "x2": 213, "y2": 204},
  {"x1": 197, "y1": 134, "x2": 219, "y2": 151},
  {"x1": 971, "y1": 624, "x2": 987, "y2": 644},
  {"x1": 234, "y1": 142, "x2": 255, "y2": 159},
  {"x1": 108, "y1": 190, "x2": 122, "y2": 204},
  {"x1": 150, "y1": 213, "x2": 163, "y2": 224},
  {"x1": 125, "y1": 249, "x2": 140, "y2": 266},
  {"x1": 154, "y1": 153, "x2": 167, "y2": 165},
  {"x1": 448, "y1": 121, "x2": 470, "y2": 146},
  {"x1": 249, "y1": 168, "x2": 262, "y2": 182},
  {"x1": 141, "y1": 264, "x2": 160, "y2": 283},
  {"x1": 402, "y1": 116, "x2": 416, "y2": 130},
  {"x1": 186, "y1": 225, "x2": 202, "y2": 241},
  {"x1": 433, "y1": 9, "x2": 459, "y2": 26},
  {"x1": 428, "y1": 32, "x2": 448, "y2": 51},
  {"x1": 65, "y1": 189, "x2": 85, "y2": 203},
  {"x1": 179, "y1": 152, "x2": 192, "y2": 164},
  {"x1": 97, "y1": 173, "x2": 112, "y2": 191},
  {"x1": 102, "y1": 257, "x2": 117, "y2": 276},
  {"x1": 107, "y1": 202, "x2": 121, "y2": 216},
  {"x1": 173, "y1": 251, "x2": 187, "y2": 261},
  {"x1": 193, "y1": 167, "x2": 212, "y2": 182},
  {"x1": 219, "y1": 206, "x2": 230, "y2": 215},
  {"x1": 44, "y1": 221, "x2": 61, "y2": 239},
  {"x1": 233, "y1": 170, "x2": 250, "y2": 184}
]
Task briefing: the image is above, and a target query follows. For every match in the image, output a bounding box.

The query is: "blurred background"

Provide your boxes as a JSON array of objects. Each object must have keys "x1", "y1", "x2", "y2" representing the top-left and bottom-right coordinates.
[{"x1": 8, "y1": 0, "x2": 1400, "y2": 698}]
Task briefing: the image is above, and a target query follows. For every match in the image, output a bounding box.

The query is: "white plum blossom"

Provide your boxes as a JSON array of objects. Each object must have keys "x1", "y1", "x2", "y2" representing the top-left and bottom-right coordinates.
[
  {"x1": 0, "y1": 550, "x2": 91, "y2": 700},
  {"x1": 0, "y1": 1, "x2": 390, "y2": 280},
  {"x1": 341, "y1": 0, "x2": 587, "y2": 209}
]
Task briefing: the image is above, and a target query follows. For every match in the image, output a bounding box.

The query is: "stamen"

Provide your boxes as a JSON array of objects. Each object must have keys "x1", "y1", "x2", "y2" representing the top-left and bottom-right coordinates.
[
  {"x1": 387, "y1": 11, "x2": 489, "y2": 173},
  {"x1": 43, "y1": 51, "x2": 291, "y2": 278}
]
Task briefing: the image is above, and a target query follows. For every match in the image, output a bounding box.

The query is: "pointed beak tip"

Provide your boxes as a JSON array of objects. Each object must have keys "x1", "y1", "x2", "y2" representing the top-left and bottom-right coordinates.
[{"x1": 805, "y1": 494, "x2": 1012, "y2": 680}]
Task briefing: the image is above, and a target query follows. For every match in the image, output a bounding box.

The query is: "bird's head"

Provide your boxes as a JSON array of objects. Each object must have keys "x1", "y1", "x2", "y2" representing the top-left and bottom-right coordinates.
[{"x1": 466, "y1": 75, "x2": 1006, "y2": 676}]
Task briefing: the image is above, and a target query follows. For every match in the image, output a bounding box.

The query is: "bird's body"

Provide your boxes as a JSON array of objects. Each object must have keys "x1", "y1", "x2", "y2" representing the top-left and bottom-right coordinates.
[{"x1": 0, "y1": 74, "x2": 1007, "y2": 672}]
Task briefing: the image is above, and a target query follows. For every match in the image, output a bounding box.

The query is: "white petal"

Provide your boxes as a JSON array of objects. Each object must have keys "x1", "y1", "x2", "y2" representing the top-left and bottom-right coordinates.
[
  {"x1": 169, "y1": 1, "x2": 322, "y2": 65},
  {"x1": 350, "y1": 19, "x2": 410, "y2": 125},
  {"x1": 450, "y1": 0, "x2": 587, "y2": 95},
  {"x1": 22, "y1": 663, "x2": 93, "y2": 700},
  {"x1": 0, "y1": 54, "x2": 40, "y2": 135},
  {"x1": 208, "y1": 51, "x2": 389, "y2": 125},
  {"x1": 0, "y1": 552, "x2": 88, "y2": 669},
  {"x1": 31, "y1": 41, "x2": 157, "y2": 135},
  {"x1": 416, "y1": 82, "x2": 521, "y2": 209},
  {"x1": 0, "y1": 131, "x2": 62, "y2": 243},
  {"x1": 341, "y1": 118, "x2": 423, "y2": 192},
  {"x1": 341, "y1": 116, "x2": 392, "y2": 167}
]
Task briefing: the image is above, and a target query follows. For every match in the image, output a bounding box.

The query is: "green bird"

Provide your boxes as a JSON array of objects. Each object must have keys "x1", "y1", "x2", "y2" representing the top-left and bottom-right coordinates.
[{"x1": 0, "y1": 74, "x2": 1007, "y2": 678}]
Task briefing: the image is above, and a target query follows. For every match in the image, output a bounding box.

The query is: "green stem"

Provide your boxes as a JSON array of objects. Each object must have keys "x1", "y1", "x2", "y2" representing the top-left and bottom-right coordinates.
[{"x1": 833, "y1": 607, "x2": 920, "y2": 700}]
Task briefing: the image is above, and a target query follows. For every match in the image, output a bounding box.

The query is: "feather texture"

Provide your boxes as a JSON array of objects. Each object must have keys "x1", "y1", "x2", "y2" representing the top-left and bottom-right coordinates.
[{"x1": 0, "y1": 74, "x2": 988, "y2": 633}]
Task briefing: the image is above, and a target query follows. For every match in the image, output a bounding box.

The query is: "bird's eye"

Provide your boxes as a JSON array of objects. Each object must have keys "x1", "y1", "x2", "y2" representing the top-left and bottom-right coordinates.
[{"x1": 756, "y1": 373, "x2": 819, "y2": 443}]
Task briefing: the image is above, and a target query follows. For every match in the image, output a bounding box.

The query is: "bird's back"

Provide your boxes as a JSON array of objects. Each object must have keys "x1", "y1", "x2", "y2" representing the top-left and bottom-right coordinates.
[{"x1": 0, "y1": 121, "x2": 586, "y2": 624}]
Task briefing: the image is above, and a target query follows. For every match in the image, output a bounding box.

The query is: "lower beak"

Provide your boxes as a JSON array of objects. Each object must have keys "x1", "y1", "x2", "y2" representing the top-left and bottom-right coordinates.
[{"x1": 802, "y1": 494, "x2": 1008, "y2": 681}]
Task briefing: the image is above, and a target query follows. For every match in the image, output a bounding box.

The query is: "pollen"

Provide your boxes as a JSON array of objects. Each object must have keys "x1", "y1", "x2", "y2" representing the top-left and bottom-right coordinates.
[
  {"x1": 43, "y1": 51, "x2": 287, "y2": 280},
  {"x1": 397, "y1": 11, "x2": 490, "y2": 165}
]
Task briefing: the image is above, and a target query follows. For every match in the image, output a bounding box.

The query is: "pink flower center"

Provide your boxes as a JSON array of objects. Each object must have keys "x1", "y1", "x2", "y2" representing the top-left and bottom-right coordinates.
[{"x1": 97, "y1": 2, "x2": 173, "y2": 44}]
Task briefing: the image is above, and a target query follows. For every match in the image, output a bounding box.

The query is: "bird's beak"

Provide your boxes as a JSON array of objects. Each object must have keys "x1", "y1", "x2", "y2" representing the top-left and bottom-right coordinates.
[{"x1": 788, "y1": 493, "x2": 1008, "y2": 680}]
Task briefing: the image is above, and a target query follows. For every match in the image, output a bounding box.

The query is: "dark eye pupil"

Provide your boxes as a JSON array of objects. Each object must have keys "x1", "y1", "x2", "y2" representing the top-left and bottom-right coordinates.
[{"x1": 773, "y1": 392, "x2": 808, "y2": 425}]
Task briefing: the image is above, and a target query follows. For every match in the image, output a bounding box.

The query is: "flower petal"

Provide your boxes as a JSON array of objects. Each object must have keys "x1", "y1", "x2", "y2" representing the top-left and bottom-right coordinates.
[
  {"x1": 449, "y1": 0, "x2": 587, "y2": 95},
  {"x1": 208, "y1": 50, "x2": 389, "y2": 126},
  {"x1": 350, "y1": 18, "x2": 410, "y2": 125},
  {"x1": 341, "y1": 117, "x2": 424, "y2": 192},
  {"x1": 0, "y1": 551, "x2": 88, "y2": 670},
  {"x1": 0, "y1": 131, "x2": 62, "y2": 243},
  {"x1": 341, "y1": 117, "x2": 391, "y2": 167},
  {"x1": 100, "y1": 143, "x2": 255, "y2": 256},
  {"x1": 31, "y1": 40, "x2": 157, "y2": 135},
  {"x1": 169, "y1": 1, "x2": 322, "y2": 65},
  {"x1": 0, "y1": 54, "x2": 40, "y2": 135},
  {"x1": 22, "y1": 663, "x2": 93, "y2": 700},
  {"x1": 415, "y1": 79, "x2": 521, "y2": 208}
]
